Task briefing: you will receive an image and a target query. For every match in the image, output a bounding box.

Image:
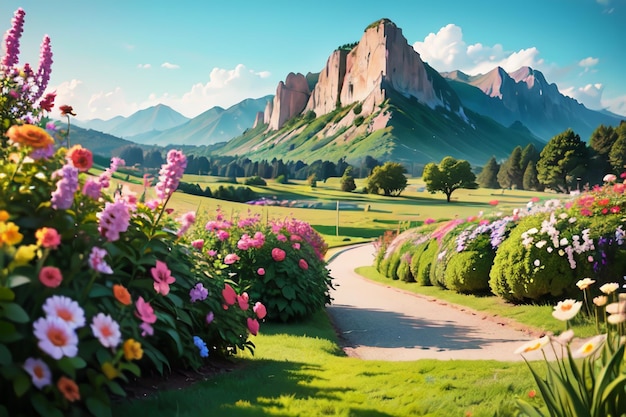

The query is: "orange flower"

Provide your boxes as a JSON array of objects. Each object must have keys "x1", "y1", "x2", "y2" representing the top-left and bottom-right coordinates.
[
  {"x1": 66, "y1": 145, "x2": 93, "y2": 171},
  {"x1": 113, "y1": 284, "x2": 132, "y2": 305},
  {"x1": 0, "y1": 210, "x2": 9, "y2": 222},
  {"x1": 57, "y1": 376, "x2": 80, "y2": 402},
  {"x1": 5, "y1": 124, "x2": 54, "y2": 149},
  {"x1": 123, "y1": 338, "x2": 143, "y2": 361}
]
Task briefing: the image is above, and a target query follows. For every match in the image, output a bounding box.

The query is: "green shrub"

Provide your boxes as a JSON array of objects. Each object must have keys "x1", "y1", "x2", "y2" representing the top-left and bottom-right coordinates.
[
  {"x1": 387, "y1": 251, "x2": 403, "y2": 280},
  {"x1": 244, "y1": 176, "x2": 267, "y2": 186},
  {"x1": 444, "y1": 250, "x2": 495, "y2": 293},
  {"x1": 413, "y1": 240, "x2": 438, "y2": 286}
]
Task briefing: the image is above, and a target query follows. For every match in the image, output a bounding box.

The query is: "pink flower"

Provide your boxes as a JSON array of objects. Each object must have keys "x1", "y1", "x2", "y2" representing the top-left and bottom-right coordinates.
[
  {"x1": 222, "y1": 284, "x2": 237, "y2": 305},
  {"x1": 139, "y1": 322, "x2": 154, "y2": 337},
  {"x1": 237, "y1": 293, "x2": 249, "y2": 310},
  {"x1": 33, "y1": 316, "x2": 78, "y2": 360},
  {"x1": 23, "y1": 357, "x2": 52, "y2": 389},
  {"x1": 206, "y1": 312, "x2": 214, "y2": 324},
  {"x1": 191, "y1": 239, "x2": 204, "y2": 250},
  {"x1": 277, "y1": 234, "x2": 287, "y2": 242},
  {"x1": 88, "y1": 247, "x2": 113, "y2": 274},
  {"x1": 224, "y1": 253, "x2": 240, "y2": 265},
  {"x1": 155, "y1": 149, "x2": 187, "y2": 200},
  {"x1": 207, "y1": 249, "x2": 217, "y2": 257},
  {"x1": 151, "y1": 260, "x2": 176, "y2": 295},
  {"x1": 603, "y1": 174, "x2": 617, "y2": 183},
  {"x1": 135, "y1": 297, "x2": 157, "y2": 324},
  {"x1": 50, "y1": 164, "x2": 79, "y2": 210},
  {"x1": 424, "y1": 218, "x2": 435, "y2": 225},
  {"x1": 271, "y1": 248, "x2": 286, "y2": 262},
  {"x1": 253, "y1": 302, "x2": 267, "y2": 319},
  {"x1": 90, "y1": 313, "x2": 121, "y2": 348},
  {"x1": 247, "y1": 318, "x2": 260, "y2": 336},
  {"x1": 97, "y1": 201, "x2": 131, "y2": 242},
  {"x1": 39, "y1": 266, "x2": 62, "y2": 288},
  {"x1": 257, "y1": 267, "x2": 265, "y2": 276},
  {"x1": 176, "y1": 211, "x2": 196, "y2": 237},
  {"x1": 292, "y1": 243, "x2": 300, "y2": 250},
  {"x1": 35, "y1": 227, "x2": 61, "y2": 249},
  {"x1": 216, "y1": 230, "x2": 230, "y2": 241},
  {"x1": 298, "y1": 259, "x2": 309, "y2": 270},
  {"x1": 531, "y1": 197, "x2": 540, "y2": 203},
  {"x1": 82, "y1": 179, "x2": 102, "y2": 199}
]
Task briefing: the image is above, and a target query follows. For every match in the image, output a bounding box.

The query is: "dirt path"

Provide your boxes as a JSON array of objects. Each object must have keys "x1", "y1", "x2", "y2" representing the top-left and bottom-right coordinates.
[{"x1": 326, "y1": 244, "x2": 549, "y2": 362}]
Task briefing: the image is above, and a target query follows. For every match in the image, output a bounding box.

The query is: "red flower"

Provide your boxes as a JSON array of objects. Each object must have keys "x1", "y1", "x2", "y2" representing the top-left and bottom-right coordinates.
[
  {"x1": 253, "y1": 302, "x2": 267, "y2": 319},
  {"x1": 271, "y1": 248, "x2": 286, "y2": 262},
  {"x1": 489, "y1": 200, "x2": 499, "y2": 206},
  {"x1": 247, "y1": 318, "x2": 259, "y2": 336},
  {"x1": 39, "y1": 266, "x2": 62, "y2": 288},
  {"x1": 528, "y1": 389, "x2": 537, "y2": 398},
  {"x1": 222, "y1": 284, "x2": 237, "y2": 306},
  {"x1": 611, "y1": 206, "x2": 621, "y2": 214},
  {"x1": 66, "y1": 145, "x2": 93, "y2": 172},
  {"x1": 39, "y1": 92, "x2": 56, "y2": 112},
  {"x1": 237, "y1": 293, "x2": 249, "y2": 311},
  {"x1": 531, "y1": 197, "x2": 540, "y2": 203},
  {"x1": 59, "y1": 105, "x2": 76, "y2": 117},
  {"x1": 298, "y1": 259, "x2": 308, "y2": 270},
  {"x1": 598, "y1": 198, "x2": 610, "y2": 206}
]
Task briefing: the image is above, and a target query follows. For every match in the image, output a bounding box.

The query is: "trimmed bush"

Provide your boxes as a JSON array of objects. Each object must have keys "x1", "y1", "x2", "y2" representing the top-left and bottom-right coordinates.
[
  {"x1": 444, "y1": 249, "x2": 495, "y2": 293},
  {"x1": 413, "y1": 240, "x2": 439, "y2": 286}
]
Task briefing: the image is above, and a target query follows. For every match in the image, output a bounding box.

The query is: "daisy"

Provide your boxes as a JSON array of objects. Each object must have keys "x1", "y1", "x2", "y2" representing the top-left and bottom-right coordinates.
[
  {"x1": 574, "y1": 334, "x2": 606, "y2": 358},
  {"x1": 42, "y1": 295, "x2": 85, "y2": 330},
  {"x1": 33, "y1": 316, "x2": 78, "y2": 359},
  {"x1": 552, "y1": 299, "x2": 582, "y2": 321},
  {"x1": 90, "y1": 313, "x2": 121, "y2": 348},
  {"x1": 23, "y1": 357, "x2": 52, "y2": 389},
  {"x1": 514, "y1": 335, "x2": 550, "y2": 355}
]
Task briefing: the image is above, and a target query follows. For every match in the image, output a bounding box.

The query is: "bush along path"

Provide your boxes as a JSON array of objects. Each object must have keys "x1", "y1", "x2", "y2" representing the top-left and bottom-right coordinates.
[{"x1": 0, "y1": 8, "x2": 333, "y2": 416}]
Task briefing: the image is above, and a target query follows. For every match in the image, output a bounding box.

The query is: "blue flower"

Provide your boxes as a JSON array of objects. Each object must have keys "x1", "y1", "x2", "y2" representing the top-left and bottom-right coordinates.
[{"x1": 193, "y1": 336, "x2": 209, "y2": 358}]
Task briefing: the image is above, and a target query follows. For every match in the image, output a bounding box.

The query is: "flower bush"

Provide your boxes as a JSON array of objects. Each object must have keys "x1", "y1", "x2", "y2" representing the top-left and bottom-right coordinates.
[
  {"x1": 184, "y1": 208, "x2": 333, "y2": 322},
  {"x1": 0, "y1": 9, "x2": 266, "y2": 416}
]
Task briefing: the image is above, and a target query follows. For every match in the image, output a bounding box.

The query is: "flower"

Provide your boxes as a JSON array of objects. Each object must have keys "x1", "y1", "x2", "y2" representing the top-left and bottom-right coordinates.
[
  {"x1": 12, "y1": 244, "x2": 37, "y2": 265},
  {"x1": 1, "y1": 221, "x2": 23, "y2": 245},
  {"x1": 42, "y1": 295, "x2": 85, "y2": 329},
  {"x1": 113, "y1": 284, "x2": 132, "y2": 305},
  {"x1": 33, "y1": 316, "x2": 78, "y2": 359},
  {"x1": 191, "y1": 239, "x2": 204, "y2": 249},
  {"x1": 50, "y1": 164, "x2": 78, "y2": 210},
  {"x1": 528, "y1": 390, "x2": 536, "y2": 399},
  {"x1": 573, "y1": 334, "x2": 606, "y2": 358},
  {"x1": 253, "y1": 302, "x2": 267, "y2": 319},
  {"x1": 489, "y1": 200, "x2": 499, "y2": 206},
  {"x1": 257, "y1": 267, "x2": 265, "y2": 276},
  {"x1": 66, "y1": 145, "x2": 93, "y2": 171},
  {"x1": 599, "y1": 282, "x2": 619, "y2": 294},
  {"x1": 97, "y1": 201, "x2": 131, "y2": 241},
  {"x1": 514, "y1": 335, "x2": 550, "y2": 354},
  {"x1": 57, "y1": 376, "x2": 80, "y2": 402},
  {"x1": 23, "y1": 357, "x2": 51, "y2": 389},
  {"x1": 135, "y1": 296, "x2": 157, "y2": 324},
  {"x1": 123, "y1": 339, "x2": 143, "y2": 361},
  {"x1": 189, "y1": 283, "x2": 208, "y2": 303},
  {"x1": 193, "y1": 336, "x2": 209, "y2": 358},
  {"x1": 271, "y1": 248, "x2": 286, "y2": 262},
  {"x1": 552, "y1": 299, "x2": 582, "y2": 321},
  {"x1": 603, "y1": 174, "x2": 617, "y2": 183},
  {"x1": 424, "y1": 218, "x2": 436, "y2": 224},
  {"x1": 155, "y1": 149, "x2": 187, "y2": 200},
  {"x1": 237, "y1": 293, "x2": 249, "y2": 310},
  {"x1": 151, "y1": 260, "x2": 176, "y2": 295},
  {"x1": 88, "y1": 247, "x2": 113, "y2": 274},
  {"x1": 247, "y1": 318, "x2": 260, "y2": 336},
  {"x1": 576, "y1": 278, "x2": 595, "y2": 290},
  {"x1": 206, "y1": 312, "x2": 214, "y2": 324},
  {"x1": 59, "y1": 105, "x2": 76, "y2": 116},
  {"x1": 101, "y1": 362, "x2": 120, "y2": 380},
  {"x1": 222, "y1": 284, "x2": 237, "y2": 306},
  {"x1": 38, "y1": 266, "x2": 63, "y2": 288},
  {"x1": 298, "y1": 259, "x2": 309, "y2": 270},
  {"x1": 90, "y1": 313, "x2": 121, "y2": 348},
  {"x1": 554, "y1": 329, "x2": 575, "y2": 345},
  {"x1": 593, "y1": 295, "x2": 608, "y2": 307},
  {"x1": 5, "y1": 124, "x2": 54, "y2": 148},
  {"x1": 1, "y1": 8, "x2": 25, "y2": 68},
  {"x1": 35, "y1": 227, "x2": 60, "y2": 249},
  {"x1": 139, "y1": 322, "x2": 154, "y2": 337},
  {"x1": 224, "y1": 253, "x2": 240, "y2": 265}
]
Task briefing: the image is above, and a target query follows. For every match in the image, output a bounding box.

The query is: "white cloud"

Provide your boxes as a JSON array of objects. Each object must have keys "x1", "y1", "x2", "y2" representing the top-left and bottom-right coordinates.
[
  {"x1": 137, "y1": 63, "x2": 151, "y2": 69},
  {"x1": 161, "y1": 62, "x2": 180, "y2": 70},
  {"x1": 579, "y1": 57, "x2": 599, "y2": 68},
  {"x1": 603, "y1": 94, "x2": 626, "y2": 117},
  {"x1": 561, "y1": 83, "x2": 604, "y2": 109}
]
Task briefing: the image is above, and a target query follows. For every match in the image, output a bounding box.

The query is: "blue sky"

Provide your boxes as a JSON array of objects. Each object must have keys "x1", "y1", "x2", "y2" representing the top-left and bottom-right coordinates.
[{"x1": 2, "y1": 0, "x2": 625, "y2": 121}]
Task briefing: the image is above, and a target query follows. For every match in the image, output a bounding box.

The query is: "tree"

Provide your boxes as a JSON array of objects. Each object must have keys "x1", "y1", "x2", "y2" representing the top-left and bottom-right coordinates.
[
  {"x1": 476, "y1": 156, "x2": 500, "y2": 189},
  {"x1": 590, "y1": 124, "x2": 618, "y2": 156},
  {"x1": 366, "y1": 162, "x2": 407, "y2": 196},
  {"x1": 522, "y1": 160, "x2": 542, "y2": 191},
  {"x1": 520, "y1": 143, "x2": 540, "y2": 173},
  {"x1": 609, "y1": 135, "x2": 626, "y2": 174},
  {"x1": 536, "y1": 129, "x2": 588, "y2": 193},
  {"x1": 118, "y1": 145, "x2": 144, "y2": 166},
  {"x1": 340, "y1": 166, "x2": 357, "y2": 192},
  {"x1": 422, "y1": 156, "x2": 477, "y2": 202},
  {"x1": 497, "y1": 146, "x2": 523, "y2": 189}
]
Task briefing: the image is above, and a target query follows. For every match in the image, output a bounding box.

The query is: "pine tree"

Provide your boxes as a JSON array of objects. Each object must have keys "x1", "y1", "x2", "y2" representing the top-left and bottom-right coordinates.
[
  {"x1": 522, "y1": 161, "x2": 542, "y2": 191},
  {"x1": 476, "y1": 156, "x2": 500, "y2": 189},
  {"x1": 497, "y1": 146, "x2": 523, "y2": 189}
]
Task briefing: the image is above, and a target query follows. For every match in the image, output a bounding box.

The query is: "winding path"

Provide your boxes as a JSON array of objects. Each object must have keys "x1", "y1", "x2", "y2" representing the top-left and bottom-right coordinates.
[{"x1": 326, "y1": 244, "x2": 546, "y2": 361}]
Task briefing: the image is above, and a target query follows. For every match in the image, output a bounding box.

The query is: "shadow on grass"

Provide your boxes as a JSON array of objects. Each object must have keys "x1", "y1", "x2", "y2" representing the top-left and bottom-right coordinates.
[{"x1": 313, "y1": 224, "x2": 388, "y2": 238}]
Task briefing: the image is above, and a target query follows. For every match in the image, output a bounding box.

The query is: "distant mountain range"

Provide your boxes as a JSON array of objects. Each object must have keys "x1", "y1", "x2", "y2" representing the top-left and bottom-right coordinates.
[{"x1": 74, "y1": 18, "x2": 624, "y2": 167}]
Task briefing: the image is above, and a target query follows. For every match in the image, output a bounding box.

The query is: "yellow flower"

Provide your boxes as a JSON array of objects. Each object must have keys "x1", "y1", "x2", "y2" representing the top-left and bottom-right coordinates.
[
  {"x1": 576, "y1": 278, "x2": 595, "y2": 290},
  {"x1": 101, "y1": 362, "x2": 120, "y2": 380},
  {"x1": 599, "y1": 282, "x2": 619, "y2": 294},
  {"x1": 0, "y1": 210, "x2": 9, "y2": 222},
  {"x1": 12, "y1": 244, "x2": 38, "y2": 265},
  {"x1": 0, "y1": 222, "x2": 23, "y2": 246},
  {"x1": 123, "y1": 338, "x2": 143, "y2": 361},
  {"x1": 593, "y1": 295, "x2": 608, "y2": 307}
]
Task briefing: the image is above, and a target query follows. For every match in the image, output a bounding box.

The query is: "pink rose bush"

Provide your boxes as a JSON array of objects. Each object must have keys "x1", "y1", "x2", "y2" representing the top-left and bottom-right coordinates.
[
  {"x1": 0, "y1": 9, "x2": 263, "y2": 415},
  {"x1": 186, "y1": 207, "x2": 333, "y2": 322}
]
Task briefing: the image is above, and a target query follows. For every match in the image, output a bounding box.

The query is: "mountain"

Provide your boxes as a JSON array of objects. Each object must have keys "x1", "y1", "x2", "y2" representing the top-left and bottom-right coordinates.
[
  {"x1": 442, "y1": 67, "x2": 624, "y2": 141},
  {"x1": 75, "y1": 104, "x2": 189, "y2": 138},
  {"x1": 216, "y1": 18, "x2": 545, "y2": 167},
  {"x1": 68, "y1": 125, "x2": 138, "y2": 157},
  {"x1": 127, "y1": 96, "x2": 272, "y2": 146}
]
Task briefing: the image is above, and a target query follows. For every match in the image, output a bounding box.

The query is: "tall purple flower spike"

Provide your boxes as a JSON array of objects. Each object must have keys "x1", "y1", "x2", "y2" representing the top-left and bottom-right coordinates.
[{"x1": 1, "y1": 8, "x2": 26, "y2": 68}]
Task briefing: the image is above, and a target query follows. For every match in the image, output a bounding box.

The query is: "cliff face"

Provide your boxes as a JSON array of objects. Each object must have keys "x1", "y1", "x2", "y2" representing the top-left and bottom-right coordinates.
[
  {"x1": 267, "y1": 72, "x2": 310, "y2": 131},
  {"x1": 267, "y1": 18, "x2": 451, "y2": 130}
]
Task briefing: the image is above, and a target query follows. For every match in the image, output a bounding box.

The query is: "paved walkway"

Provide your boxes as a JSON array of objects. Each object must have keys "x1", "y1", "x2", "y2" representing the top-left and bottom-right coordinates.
[{"x1": 326, "y1": 244, "x2": 550, "y2": 361}]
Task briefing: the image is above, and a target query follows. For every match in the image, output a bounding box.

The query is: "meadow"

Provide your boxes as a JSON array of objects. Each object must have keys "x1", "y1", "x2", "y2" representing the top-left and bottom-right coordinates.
[{"x1": 109, "y1": 175, "x2": 571, "y2": 417}]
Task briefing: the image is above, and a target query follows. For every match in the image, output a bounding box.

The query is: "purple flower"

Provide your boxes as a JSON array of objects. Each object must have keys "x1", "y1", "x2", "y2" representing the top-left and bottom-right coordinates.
[
  {"x1": 50, "y1": 164, "x2": 79, "y2": 210},
  {"x1": 1, "y1": 8, "x2": 26, "y2": 68},
  {"x1": 155, "y1": 150, "x2": 187, "y2": 200},
  {"x1": 189, "y1": 283, "x2": 208, "y2": 303},
  {"x1": 206, "y1": 311, "x2": 214, "y2": 324},
  {"x1": 33, "y1": 35, "x2": 53, "y2": 101},
  {"x1": 88, "y1": 247, "x2": 113, "y2": 274},
  {"x1": 97, "y1": 201, "x2": 131, "y2": 242},
  {"x1": 82, "y1": 179, "x2": 102, "y2": 199}
]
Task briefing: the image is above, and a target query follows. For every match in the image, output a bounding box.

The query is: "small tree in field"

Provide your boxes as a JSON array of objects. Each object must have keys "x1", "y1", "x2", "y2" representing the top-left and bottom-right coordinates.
[
  {"x1": 340, "y1": 166, "x2": 357, "y2": 192},
  {"x1": 422, "y1": 156, "x2": 477, "y2": 202},
  {"x1": 366, "y1": 162, "x2": 407, "y2": 196}
]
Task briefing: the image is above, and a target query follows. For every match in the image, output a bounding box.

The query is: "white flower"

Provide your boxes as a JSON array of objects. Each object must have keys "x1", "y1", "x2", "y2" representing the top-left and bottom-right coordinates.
[
  {"x1": 603, "y1": 174, "x2": 617, "y2": 183},
  {"x1": 574, "y1": 334, "x2": 606, "y2": 358},
  {"x1": 533, "y1": 259, "x2": 541, "y2": 267},
  {"x1": 90, "y1": 313, "x2": 121, "y2": 348},
  {"x1": 554, "y1": 329, "x2": 575, "y2": 346},
  {"x1": 599, "y1": 282, "x2": 619, "y2": 294},
  {"x1": 23, "y1": 357, "x2": 52, "y2": 389},
  {"x1": 535, "y1": 240, "x2": 547, "y2": 249},
  {"x1": 568, "y1": 217, "x2": 577, "y2": 223},
  {"x1": 33, "y1": 316, "x2": 78, "y2": 360},
  {"x1": 552, "y1": 299, "x2": 583, "y2": 321},
  {"x1": 576, "y1": 278, "x2": 596, "y2": 290},
  {"x1": 514, "y1": 335, "x2": 550, "y2": 355},
  {"x1": 42, "y1": 295, "x2": 85, "y2": 330},
  {"x1": 559, "y1": 213, "x2": 569, "y2": 220},
  {"x1": 593, "y1": 295, "x2": 608, "y2": 307}
]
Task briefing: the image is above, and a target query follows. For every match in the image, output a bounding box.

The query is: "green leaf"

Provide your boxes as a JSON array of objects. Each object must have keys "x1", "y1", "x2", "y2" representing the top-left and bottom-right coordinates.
[
  {"x1": 12, "y1": 371, "x2": 30, "y2": 397},
  {"x1": 0, "y1": 343, "x2": 11, "y2": 366},
  {"x1": 0, "y1": 321, "x2": 20, "y2": 343},
  {"x1": 56, "y1": 357, "x2": 78, "y2": 379},
  {"x1": 105, "y1": 379, "x2": 127, "y2": 397},
  {"x1": 86, "y1": 396, "x2": 113, "y2": 417},
  {"x1": 7, "y1": 275, "x2": 30, "y2": 288},
  {"x1": 89, "y1": 283, "x2": 112, "y2": 298},
  {"x1": 31, "y1": 392, "x2": 64, "y2": 417},
  {"x1": 0, "y1": 302, "x2": 29, "y2": 323},
  {"x1": 0, "y1": 287, "x2": 14, "y2": 302},
  {"x1": 515, "y1": 399, "x2": 545, "y2": 417},
  {"x1": 167, "y1": 293, "x2": 184, "y2": 308},
  {"x1": 119, "y1": 361, "x2": 141, "y2": 377},
  {"x1": 164, "y1": 327, "x2": 184, "y2": 356},
  {"x1": 281, "y1": 286, "x2": 296, "y2": 300}
]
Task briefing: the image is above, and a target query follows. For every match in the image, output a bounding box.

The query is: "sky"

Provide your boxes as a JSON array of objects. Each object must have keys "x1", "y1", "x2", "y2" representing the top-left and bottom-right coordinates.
[{"x1": 1, "y1": 0, "x2": 625, "y2": 121}]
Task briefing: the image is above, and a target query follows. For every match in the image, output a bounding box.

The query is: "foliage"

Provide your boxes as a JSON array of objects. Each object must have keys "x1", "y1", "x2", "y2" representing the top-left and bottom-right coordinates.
[
  {"x1": 340, "y1": 166, "x2": 357, "y2": 192},
  {"x1": 422, "y1": 156, "x2": 477, "y2": 202},
  {"x1": 185, "y1": 209, "x2": 332, "y2": 322},
  {"x1": 537, "y1": 129, "x2": 588, "y2": 193},
  {"x1": 515, "y1": 282, "x2": 626, "y2": 417},
  {"x1": 243, "y1": 175, "x2": 266, "y2": 186},
  {"x1": 477, "y1": 156, "x2": 500, "y2": 189},
  {"x1": 497, "y1": 145, "x2": 523, "y2": 189},
  {"x1": 366, "y1": 161, "x2": 407, "y2": 196},
  {"x1": 523, "y1": 161, "x2": 543, "y2": 191}
]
